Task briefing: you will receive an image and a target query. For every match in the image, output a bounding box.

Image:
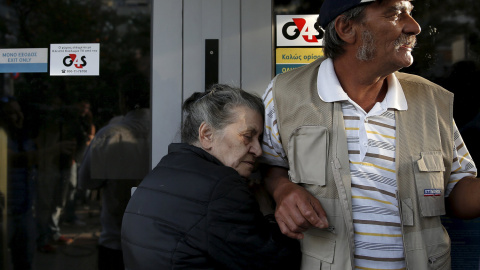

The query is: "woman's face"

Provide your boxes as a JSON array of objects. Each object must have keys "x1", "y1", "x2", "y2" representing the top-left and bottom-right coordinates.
[{"x1": 209, "y1": 106, "x2": 263, "y2": 178}]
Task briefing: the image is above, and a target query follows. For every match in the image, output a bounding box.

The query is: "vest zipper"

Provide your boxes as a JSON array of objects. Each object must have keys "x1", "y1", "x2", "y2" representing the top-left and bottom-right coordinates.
[
  {"x1": 332, "y1": 103, "x2": 355, "y2": 269},
  {"x1": 322, "y1": 225, "x2": 336, "y2": 234},
  {"x1": 396, "y1": 190, "x2": 409, "y2": 270}
]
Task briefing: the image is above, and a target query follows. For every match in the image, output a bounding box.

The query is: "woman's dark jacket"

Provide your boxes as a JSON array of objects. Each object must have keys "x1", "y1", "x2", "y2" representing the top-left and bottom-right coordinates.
[{"x1": 121, "y1": 143, "x2": 301, "y2": 270}]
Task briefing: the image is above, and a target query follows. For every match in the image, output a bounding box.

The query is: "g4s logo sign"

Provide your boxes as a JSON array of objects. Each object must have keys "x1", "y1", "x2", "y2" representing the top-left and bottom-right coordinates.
[
  {"x1": 50, "y1": 43, "x2": 100, "y2": 76},
  {"x1": 282, "y1": 18, "x2": 324, "y2": 42},
  {"x1": 63, "y1": 54, "x2": 87, "y2": 68},
  {"x1": 277, "y1": 15, "x2": 324, "y2": 47}
]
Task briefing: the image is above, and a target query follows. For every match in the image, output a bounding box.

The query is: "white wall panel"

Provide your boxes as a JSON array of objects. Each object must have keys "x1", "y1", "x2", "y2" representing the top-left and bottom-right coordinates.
[
  {"x1": 184, "y1": 0, "x2": 204, "y2": 98},
  {"x1": 241, "y1": 0, "x2": 273, "y2": 96},
  {"x1": 151, "y1": 0, "x2": 183, "y2": 165},
  {"x1": 220, "y1": 0, "x2": 241, "y2": 87},
  {"x1": 202, "y1": 0, "x2": 222, "y2": 38}
]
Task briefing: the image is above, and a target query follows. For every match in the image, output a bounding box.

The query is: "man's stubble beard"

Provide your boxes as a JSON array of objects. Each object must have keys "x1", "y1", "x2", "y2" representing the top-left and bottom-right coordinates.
[
  {"x1": 356, "y1": 31, "x2": 417, "y2": 62},
  {"x1": 356, "y1": 30, "x2": 376, "y2": 61}
]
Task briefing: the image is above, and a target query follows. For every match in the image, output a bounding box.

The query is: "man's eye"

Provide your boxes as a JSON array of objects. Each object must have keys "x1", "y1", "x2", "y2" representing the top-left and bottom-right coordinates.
[{"x1": 387, "y1": 11, "x2": 401, "y2": 19}]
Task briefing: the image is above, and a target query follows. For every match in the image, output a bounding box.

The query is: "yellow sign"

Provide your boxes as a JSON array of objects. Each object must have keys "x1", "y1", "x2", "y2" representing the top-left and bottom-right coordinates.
[{"x1": 276, "y1": 47, "x2": 324, "y2": 74}]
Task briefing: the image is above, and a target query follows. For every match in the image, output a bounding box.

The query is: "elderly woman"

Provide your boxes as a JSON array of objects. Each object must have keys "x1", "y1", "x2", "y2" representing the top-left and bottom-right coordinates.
[{"x1": 121, "y1": 84, "x2": 301, "y2": 270}]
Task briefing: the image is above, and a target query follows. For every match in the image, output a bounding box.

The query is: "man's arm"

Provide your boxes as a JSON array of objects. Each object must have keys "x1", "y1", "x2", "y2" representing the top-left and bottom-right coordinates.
[
  {"x1": 263, "y1": 165, "x2": 329, "y2": 239},
  {"x1": 446, "y1": 121, "x2": 479, "y2": 219},
  {"x1": 447, "y1": 176, "x2": 480, "y2": 219},
  {"x1": 260, "y1": 80, "x2": 328, "y2": 239}
]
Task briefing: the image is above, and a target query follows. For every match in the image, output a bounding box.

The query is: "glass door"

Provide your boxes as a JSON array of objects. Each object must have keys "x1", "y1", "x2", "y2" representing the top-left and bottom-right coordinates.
[{"x1": 0, "y1": 1, "x2": 151, "y2": 269}]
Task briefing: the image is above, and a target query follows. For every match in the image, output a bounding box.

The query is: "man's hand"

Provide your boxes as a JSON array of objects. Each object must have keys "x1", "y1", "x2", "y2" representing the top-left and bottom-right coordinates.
[{"x1": 264, "y1": 166, "x2": 329, "y2": 239}]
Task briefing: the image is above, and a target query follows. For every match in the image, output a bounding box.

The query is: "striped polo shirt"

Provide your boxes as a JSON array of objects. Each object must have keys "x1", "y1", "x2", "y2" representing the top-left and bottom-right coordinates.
[{"x1": 260, "y1": 58, "x2": 477, "y2": 270}]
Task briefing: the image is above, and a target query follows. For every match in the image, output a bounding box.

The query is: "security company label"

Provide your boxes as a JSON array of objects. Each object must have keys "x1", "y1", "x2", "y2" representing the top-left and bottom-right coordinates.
[
  {"x1": 50, "y1": 43, "x2": 100, "y2": 76},
  {"x1": 275, "y1": 47, "x2": 324, "y2": 75},
  {"x1": 424, "y1": 189, "x2": 442, "y2": 196},
  {"x1": 276, "y1": 15, "x2": 324, "y2": 47},
  {"x1": 0, "y1": 48, "x2": 48, "y2": 73}
]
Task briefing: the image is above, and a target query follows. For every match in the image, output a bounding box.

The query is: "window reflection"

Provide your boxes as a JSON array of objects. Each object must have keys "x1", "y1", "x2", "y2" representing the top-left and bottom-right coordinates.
[{"x1": 0, "y1": 0, "x2": 150, "y2": 269}]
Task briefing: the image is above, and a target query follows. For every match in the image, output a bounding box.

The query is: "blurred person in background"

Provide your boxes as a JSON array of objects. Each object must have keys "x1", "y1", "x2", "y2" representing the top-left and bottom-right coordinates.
[
  {"x1": 62, "y1": 99, "x2": 96, "y2": 226},
  {"x1": 79, "y1": 73, "x2": 150, "y2": 270},
  {"x1": 0, "y1": 96, "x2": 75, "y2": 269},
  {"x1": 35, "y1": 96, "x2": 81, "y2": 253},
  {"x1": 0, "y1": 95, "x2": 36, "y2": 270}
]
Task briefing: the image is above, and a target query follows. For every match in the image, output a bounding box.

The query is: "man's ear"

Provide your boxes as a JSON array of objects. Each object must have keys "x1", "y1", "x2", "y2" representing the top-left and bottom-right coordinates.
[
  {"x1": 198, "y1": 122, "x2": 214, "y2": 150},
  {"x1": 335, "y1": 15, "x2": 357, "y2": 44}
]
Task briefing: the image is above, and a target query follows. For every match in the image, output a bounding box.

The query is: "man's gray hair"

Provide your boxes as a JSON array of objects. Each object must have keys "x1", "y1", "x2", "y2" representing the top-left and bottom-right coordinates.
[
  {"x1": 181, "y1": 84, "x2": 264, "y2": 144},
  {"x1": 322, "y1": 5, "x2": 368, "y2": 59}
]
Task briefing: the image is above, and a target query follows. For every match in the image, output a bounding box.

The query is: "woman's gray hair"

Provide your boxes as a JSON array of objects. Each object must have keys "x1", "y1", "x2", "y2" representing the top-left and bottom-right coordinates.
[
  {"x1": 322, "y1": 4, "x2": 368, "y2": 59},
  {"x1": 181, "y1": 84, "x2": 264, "y2": 144}
]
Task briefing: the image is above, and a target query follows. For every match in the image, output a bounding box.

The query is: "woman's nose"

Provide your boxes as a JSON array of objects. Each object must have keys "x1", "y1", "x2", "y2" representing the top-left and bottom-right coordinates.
[{"x1": 251, "y1": 140, "x2": 263, "y2": 157}]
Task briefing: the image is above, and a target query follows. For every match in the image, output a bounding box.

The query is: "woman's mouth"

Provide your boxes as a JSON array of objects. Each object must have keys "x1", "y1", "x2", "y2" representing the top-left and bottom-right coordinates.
[{"x1": 243, "y1": 160, "x2": 255, "y2": 167}]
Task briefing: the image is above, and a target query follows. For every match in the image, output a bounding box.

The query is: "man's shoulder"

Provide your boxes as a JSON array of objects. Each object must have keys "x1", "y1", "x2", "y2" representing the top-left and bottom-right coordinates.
[
  {"x1": 396, "y1": 71, "x2": 453, "y2": 96},
  {"x1": 396, "y1": 72, "x2": 446, "y2": 90},
  {"x1": 395, "y1": 71, "x2": 430, "y2": 83}
]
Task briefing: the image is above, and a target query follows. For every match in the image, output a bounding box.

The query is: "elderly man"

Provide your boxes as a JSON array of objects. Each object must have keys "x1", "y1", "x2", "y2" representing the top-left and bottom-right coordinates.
[{"x1": 260, "y1": 0, "x2": 479, "y2": 269}]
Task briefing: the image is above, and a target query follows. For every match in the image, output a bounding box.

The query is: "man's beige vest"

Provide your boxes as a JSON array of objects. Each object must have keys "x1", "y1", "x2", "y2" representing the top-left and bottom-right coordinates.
[{"x1": 272, "y1": 58, "x2": 454, "y2": 270}]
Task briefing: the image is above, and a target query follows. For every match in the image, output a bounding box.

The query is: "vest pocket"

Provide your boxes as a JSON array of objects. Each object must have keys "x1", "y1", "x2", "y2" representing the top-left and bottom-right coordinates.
[
  {"x1": 412, "y1": 151, "x2": 446, "y2": 217},
  {"x1": 428, "y1": 248, "x2": 450, "y2": 270},
  {"x1": 287, "y1": 126, "x2": 328, "y2": 186},
  {"x1": 300, "y1": 232, "x2": 335, "y2": 270},
  {"x1": 401, "y1": 198, "x2": 414, "y2": 226},
  {"x1": 426, "y1": 226, "x2": 451, "y2": 270}
]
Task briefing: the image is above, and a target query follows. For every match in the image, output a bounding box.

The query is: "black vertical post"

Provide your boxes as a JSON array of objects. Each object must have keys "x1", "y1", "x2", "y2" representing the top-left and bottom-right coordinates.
[{"x1": 205, "y1": 39, "x2": 219, "y2": 90}]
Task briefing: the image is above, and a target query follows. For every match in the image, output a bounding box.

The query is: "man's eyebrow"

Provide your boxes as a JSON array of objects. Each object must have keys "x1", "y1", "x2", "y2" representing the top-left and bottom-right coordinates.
[{"x1": 388, "y1": 2, "x2": 414, "y2": 12}]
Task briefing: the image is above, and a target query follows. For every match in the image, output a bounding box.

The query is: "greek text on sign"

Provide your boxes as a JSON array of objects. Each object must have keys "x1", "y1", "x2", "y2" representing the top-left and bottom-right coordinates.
[
  {"x1": 0, "y1": 48, "x2": 48, "y2": 73},
  {"x1": 50, "y1": 43, "x2": 100, "y2": 76},
  {"x1": 277, "y1": 15, "x2": 324, "y2": 47}
]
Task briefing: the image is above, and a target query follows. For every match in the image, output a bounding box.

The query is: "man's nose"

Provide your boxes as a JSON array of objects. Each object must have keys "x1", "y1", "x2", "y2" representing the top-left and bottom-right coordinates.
[{"x1": 404, "y1": 13, "x2": 421, "y2": 36}]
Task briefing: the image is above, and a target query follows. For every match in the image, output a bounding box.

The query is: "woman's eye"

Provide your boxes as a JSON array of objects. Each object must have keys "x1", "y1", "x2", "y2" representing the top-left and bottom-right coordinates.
[{"x1": 242, "y1": 134, "x2": 254, "y2": 143}]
